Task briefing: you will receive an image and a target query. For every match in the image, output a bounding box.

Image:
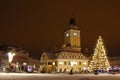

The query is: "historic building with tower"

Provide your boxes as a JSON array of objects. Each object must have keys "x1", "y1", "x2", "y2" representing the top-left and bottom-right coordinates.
[{"x1": 39, "y1": 18, "x2": 88, "y2": 73}]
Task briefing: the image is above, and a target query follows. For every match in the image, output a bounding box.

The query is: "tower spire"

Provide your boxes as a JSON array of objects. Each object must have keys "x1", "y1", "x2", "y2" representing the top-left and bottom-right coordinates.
[
  {"x1": 69, "y1": 18, "x2": 78, "y2": 29},
  {"x1": 69, "y1": 18, "x2": 76, "y2": 25}
]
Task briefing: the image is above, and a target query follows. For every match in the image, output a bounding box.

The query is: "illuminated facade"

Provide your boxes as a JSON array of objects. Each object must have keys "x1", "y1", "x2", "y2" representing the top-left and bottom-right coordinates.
[
  {"x1": 0, "y1": 45, "x2": 29, "y2": 70},
  {"x1": 7, "y1": 47, "x2": 29, "y2": 65},
  {"x1": 40, "y1": 18, "x2": 88, "y2": 73}
]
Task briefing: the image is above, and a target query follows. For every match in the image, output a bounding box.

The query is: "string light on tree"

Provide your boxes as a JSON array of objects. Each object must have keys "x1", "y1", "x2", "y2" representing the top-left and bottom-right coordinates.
[{"x1": 89, "y1": 36, "x2": 111, "y2": 72}]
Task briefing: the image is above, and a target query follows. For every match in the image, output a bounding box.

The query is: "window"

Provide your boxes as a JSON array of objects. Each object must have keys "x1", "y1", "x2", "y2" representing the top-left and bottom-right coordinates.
[
  {"x1": 48, "y1": 62, "x2": 52, "y2": 65},
  {"x1": 59, "y1": 62, "x2": 64, "y2": 65},
  {"x1": 74, "y1": 56, "x2": 76, "y2": 58},
  {"x1": 79, "y1": 56, "x2": 82, "y2": 58},
  {"x1": 42, "y1": 55, "x2": 45, "y2": 58},
  {"x1": 68, "y1": 61, "x2": 71, "y2": 65},
  {"x1": 79, "y1": 62, "x2": 81, "y2": 65},
  {"x1": 55, "y1": 62, "x2": 57, "y2": 65},
  {"x1": 64, "y1": 61, "x2": 67, "y2": 65}
]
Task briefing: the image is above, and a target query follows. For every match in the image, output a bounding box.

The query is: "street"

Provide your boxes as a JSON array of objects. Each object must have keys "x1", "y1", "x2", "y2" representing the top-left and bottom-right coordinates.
[{"x1": 0, "y1": 73, "x2": 120, "y2": 80}]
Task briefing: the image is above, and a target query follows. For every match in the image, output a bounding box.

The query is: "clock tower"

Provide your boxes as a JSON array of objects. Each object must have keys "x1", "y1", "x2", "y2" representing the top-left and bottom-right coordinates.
[
  {"x1": 64, "y1": 18, "x2": 80, "y2": 48},
  {"x1": 40, "y1": 18, "x2": 88, "y2": 73}
]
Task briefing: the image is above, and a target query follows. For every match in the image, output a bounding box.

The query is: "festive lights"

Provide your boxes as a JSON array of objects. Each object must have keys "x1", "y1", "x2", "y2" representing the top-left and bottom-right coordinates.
[{"x1": 89, "y1": 36, "x2": 110, "y2": 72}]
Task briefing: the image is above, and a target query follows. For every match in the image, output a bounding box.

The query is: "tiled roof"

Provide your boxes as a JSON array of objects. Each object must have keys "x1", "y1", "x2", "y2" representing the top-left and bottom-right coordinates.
[
  {"x1": 42, "y1": 52, "x2": 57, "y2": 59},
  {"x1": 41, "y1": 47, "x2": 88, "y2": 60},
  {"x1": 54, "y1": 47, "x2": 88, "y2": 60}
]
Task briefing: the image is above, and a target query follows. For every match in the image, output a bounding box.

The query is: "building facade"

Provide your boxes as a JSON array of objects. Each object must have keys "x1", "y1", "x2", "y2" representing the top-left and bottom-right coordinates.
[
  {"x1": 0, "y1": 45, "x2": 29, "y2": 71},
  {"x1": 108, "y1": 57, "x2": 120, "y2": 68},
  {"x1": 40, "y1": 18, "x2": 88, "y2": 73}
]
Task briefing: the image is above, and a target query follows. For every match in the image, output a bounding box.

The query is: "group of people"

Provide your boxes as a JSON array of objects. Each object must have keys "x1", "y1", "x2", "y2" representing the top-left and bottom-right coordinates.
[{"x1": 5, "y1": 64, "x2": 36, "y2": 73}]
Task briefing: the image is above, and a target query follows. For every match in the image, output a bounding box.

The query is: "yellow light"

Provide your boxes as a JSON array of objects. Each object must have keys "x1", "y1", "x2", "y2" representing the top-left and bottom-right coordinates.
[
  {"x1": 70, "y1": 61, "x2": 77, "y2": 66},
  {"x1": 83, "y1": 62, "x2": 87, "y2": 65},
  {"x1": 52, "y1": 62, "x2": 55, "y2": 65},
  {"x1": 59, "y1": 62, "x2": 63, "y2": 65}
]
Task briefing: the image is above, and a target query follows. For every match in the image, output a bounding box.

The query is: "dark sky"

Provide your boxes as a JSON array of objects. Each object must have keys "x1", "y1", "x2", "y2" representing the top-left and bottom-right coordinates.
[{"x1": 0, "y1": 0, "x2": 120, "y2": 59}]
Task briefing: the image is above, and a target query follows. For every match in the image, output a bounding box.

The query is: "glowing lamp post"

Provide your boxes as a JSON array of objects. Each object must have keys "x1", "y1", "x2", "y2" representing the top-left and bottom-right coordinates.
[
  {"x1": 7, "y1": 52, "x2": 15, "y2": 72},
  {"x1": 8, "y1": 52, "x2": 15, "y2": 63}
]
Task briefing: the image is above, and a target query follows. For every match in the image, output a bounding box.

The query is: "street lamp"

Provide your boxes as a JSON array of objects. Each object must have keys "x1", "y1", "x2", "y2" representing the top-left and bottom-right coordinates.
[
  {"x1": 8, "y1": 52, "x2": 15, "y2": 63},
  {"x1": 6, "y1": 52, "x2": 15, "y2": 72}
]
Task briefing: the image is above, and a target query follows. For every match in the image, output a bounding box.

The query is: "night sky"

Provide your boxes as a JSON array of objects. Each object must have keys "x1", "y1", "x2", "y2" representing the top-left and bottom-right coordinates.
[{"x1": 0, "y1": 0, "x2": 120, "y2": 59}]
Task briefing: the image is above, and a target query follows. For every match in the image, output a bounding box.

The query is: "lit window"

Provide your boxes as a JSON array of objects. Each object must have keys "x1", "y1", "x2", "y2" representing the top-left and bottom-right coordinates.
[
  {"x1": 52, "y1": 62, "x2": 55, "y2": 65},
  {"x1": 70, "y1": 61, "x2": 77, "y2": 66},
  {"x1": 83, "y1": 62, "x2": 87, "y2": 65},
  {"x1": 59, "y1": 62, "x2": 63, "y2": 65}
]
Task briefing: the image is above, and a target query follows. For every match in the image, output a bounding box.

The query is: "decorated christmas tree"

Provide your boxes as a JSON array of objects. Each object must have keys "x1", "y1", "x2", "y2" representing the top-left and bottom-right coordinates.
[{"x1": 89, "y1": 36, "x2": 110, "y2": 72}]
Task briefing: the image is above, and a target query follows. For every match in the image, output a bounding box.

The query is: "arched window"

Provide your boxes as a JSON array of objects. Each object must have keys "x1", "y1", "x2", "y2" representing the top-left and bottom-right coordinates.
[{"x1": 48, "y1": 61, "x2": 52, "y2": 65}]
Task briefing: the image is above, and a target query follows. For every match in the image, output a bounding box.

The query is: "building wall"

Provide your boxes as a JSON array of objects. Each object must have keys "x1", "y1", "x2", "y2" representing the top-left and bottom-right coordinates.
[
  {"x1": 39, "y1": 19, "x2": 88, "y2": 73},
  {"x1": 109, "y1": 57, "x2": 120, "y2": 67},
  {"x1": 56, "y1": 59, "x2": 88, "y2": 72},
  {"x1": 39, "y1": 51, "x2": 88, "y2": 73},
  {"x1": 65, "y1": 30, "x2": 80, "y2": 48},
  {"x1": 40, "y1": 59, "x2": 53, "y2": 73},
  {"x1": 0, "y1": 46, "x2": 30, "y2": 71},
  {"x1": 10, "y1": 48, "x2": 29, "y2": 65}
]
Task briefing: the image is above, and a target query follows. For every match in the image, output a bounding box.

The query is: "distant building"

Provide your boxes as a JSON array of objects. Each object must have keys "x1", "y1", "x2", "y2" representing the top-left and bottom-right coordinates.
[
  {"x1": 108, "y1": 57, "x2": 120, "y2": 68},
  {"x1": 28, "y1": 58, "x2": 40, "y2": 70},
  {"x1": 40, "y1": 18, "x2": 88, "y2": 73},
  {"x1": 11, "y1": 47, "x2": 29, "y2": 65},
  {"x1": 0, "y1": 45, "x2": 29, "y2": 71},
  {"x1": 0, "y1": 51, "x2": 8, "y2": 71}
]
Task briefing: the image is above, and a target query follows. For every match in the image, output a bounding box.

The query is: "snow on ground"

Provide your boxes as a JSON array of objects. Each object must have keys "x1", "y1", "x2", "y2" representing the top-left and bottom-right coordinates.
[{"x1": 0, "y1": 73, "x2": 120, "y2": 80}]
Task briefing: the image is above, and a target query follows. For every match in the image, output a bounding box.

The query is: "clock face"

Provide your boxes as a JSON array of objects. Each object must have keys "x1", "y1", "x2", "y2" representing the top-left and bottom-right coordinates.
[
  {"x1": 74, "y1": 32, "x2": 77, "y2": 36},
  {"x1": 66, "y1": 33, "x2": 69, "y2": 37}
]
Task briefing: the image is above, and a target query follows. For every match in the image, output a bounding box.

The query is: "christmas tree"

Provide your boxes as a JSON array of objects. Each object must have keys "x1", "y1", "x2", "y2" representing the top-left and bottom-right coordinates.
[{"x1": 89, "y1": 36, "x2": 110, "y2": 72}]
